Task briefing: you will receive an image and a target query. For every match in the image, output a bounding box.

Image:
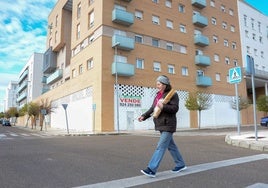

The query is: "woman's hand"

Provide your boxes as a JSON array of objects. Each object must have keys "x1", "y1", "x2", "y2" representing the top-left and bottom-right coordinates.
[
  {"x1": 157, "y1": 99, "x2": 164, "y2": 109},
  {"x1": 138, "y1": 116, "x2": 144, "y2": 122}
]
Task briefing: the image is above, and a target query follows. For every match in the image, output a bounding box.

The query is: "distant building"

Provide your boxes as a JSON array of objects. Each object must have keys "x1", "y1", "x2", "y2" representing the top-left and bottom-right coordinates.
[
  {"x1": 4, "y1": 81, "x2": 18, "y2": 111},
  {"x1": 238, "y1": 0, "x2": 268, "y2": 97},
  {"x1": 17, "y1": 53, "x2": 44, "y2": 108},
  {"x1": 35, "y1": 0, "x2": 267, "y2": 132}
]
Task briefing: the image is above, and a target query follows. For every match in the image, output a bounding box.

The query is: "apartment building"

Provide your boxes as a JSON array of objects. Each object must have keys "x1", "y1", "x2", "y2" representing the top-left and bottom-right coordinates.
[
  {"x1": 238, "y1": 0, "x2": 268, "y2": 97},
  {"x1": 17, "y1": 53, "x2": 44, "y2": 108},
  {"x1": 4, "y1": 81, "x2": 18, "y2": 111},
  {"x1": 38, "y1": 0, "x2": 254, "y2": 132}
]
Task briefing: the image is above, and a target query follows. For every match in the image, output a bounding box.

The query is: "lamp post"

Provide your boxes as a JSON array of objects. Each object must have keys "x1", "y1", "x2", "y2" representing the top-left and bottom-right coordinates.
[{"x1": 114, "y1": 42, "x2": 120, "y2": 133}]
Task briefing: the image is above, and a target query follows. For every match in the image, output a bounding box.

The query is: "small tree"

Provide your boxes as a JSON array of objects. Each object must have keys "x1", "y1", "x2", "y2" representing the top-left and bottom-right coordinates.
[
  {"x1": 230, "y1": 97, "x2": 251, "y2": 111},
  {"x1": 256, "y1": 95, "x2": 268, "y2": 115},
  {"x1": 6, "y1": 107, "x2": 19, "y2": 126},
  {"x1": 19, "y1": 103, "x2": 30, "y2": 127},
  {"x1": 39, "y1": 98, "x2": 55, "y2": 131},
  {"x1": 28, "y1": 102, "x2": 40, "y2": 129},
  {"x1": 185, "y1": 91, "x2": 213, "y2": 129}
]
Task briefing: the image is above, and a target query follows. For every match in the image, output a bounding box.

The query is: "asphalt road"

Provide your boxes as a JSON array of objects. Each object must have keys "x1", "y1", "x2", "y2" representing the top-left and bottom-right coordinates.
[{"x1": 0, "y1": 125, "x2": 267, "y2": 188}]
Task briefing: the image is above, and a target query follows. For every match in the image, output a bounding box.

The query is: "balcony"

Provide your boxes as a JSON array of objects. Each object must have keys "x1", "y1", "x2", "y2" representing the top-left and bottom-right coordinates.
[
  {"x1": 194, "y1": 34, "x2": 209, "y2": 47},
  {"x1": 17, "y1": 92, "x2": 27, "y2": 102},
  {"x1": 112, "y1": 62, "x2": 135, "y2": 77},
  {"x1": 17, "y1": 81, "x2": 28, "y2": 93},
  {"x1": 46, "y1": 69, "x2": 63, "y2": 85},
  {"x1": 18, "y1": 69, "x2": 29, "y2": 83},
  {"x1": 193, "y1": 14, "x2": 208, "y2": 28},
  {"x1": 196, "y1": 76, "x2": 212, "y2": 87},
  {"x1": 192, "y1": 0, "x2": 206, "y2": 9},
  {"x1": 43, "y1": 47, "x2": 57, "y2": 74},
  {"x1": 112, "y1": 8, "x2": 134, "y2": 26},
  {"x1": 112, "y1": 35, "x2": 135, "y2": 51},
  {"x1": 42, "y1": 87, "x2": 50, "y2": 94},
  {"x1": 195, "y1": 55, "x2": 211, "y2": 66}
]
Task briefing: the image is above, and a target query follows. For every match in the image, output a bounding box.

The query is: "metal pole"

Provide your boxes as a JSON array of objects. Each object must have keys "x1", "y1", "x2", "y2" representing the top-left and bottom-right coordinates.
[
  {"x1": 115, "y1": 43, "x2": 120, "y2": 133},
  {"x1": 251, "y1": 74, "x2": 257, "y2": 141},
  {"x1": 235, "y1": 83, "x2": 240, "y2": 135},
  {"x1": 64, "y1": 109, "x2": 69, "y2": 134}
]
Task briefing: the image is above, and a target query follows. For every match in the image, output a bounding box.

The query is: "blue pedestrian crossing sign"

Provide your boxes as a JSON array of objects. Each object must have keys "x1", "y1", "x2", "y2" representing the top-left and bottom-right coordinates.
[{"x1": 229, "y1": 67, "x2": 242, "y2": 84}]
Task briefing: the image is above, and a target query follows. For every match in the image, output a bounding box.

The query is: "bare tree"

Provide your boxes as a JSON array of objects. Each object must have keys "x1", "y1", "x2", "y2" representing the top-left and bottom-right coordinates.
[
  {"x1": 185, "y1": 91, "x2": 213, "y2": 129},
  {"x1": 39, "y1": 98, "x2": 55, "y2": 131}
]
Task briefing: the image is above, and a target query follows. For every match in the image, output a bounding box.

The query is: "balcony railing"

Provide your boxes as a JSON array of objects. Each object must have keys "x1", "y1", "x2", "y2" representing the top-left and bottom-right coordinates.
[
  {"x1": 112, "y1": 8, "x2": 134, "y2": 26},
  {"x1": 192, "y1": 0, "x2": 206, "y2": 9},
  {"x1": 18, "y1": 69, "x2": 29, "y2": 83},
  {"x1": 193, "y1": 14, "x2": 208, "y2": 27},
  {"x1": 195, "y1": 55, "x2": 211, "y2": 66},
  {"x1": 17, "y1": 92, "x2": 27, "y2": 102},
  {"x1": 194, "y1": 34, "x2": 209, "y2": 47},
  {"x1": 43, "y1": 47, "x2": 57, "y2": 74},
  {"x1": 17, "y1": 81, "x2": 28, "y2": 93},
  {"x1": 112, "y1": 62, "x2": 135, "y2": 77},
  {"x1": 112, "y1": 35, "x2": 135, "y2": 51},
  {"x1": 46, "y1": 69, "x2": 63, "y2": 85},
  {"x1": 196, "y1": 76, "x2": 212, "y2": 87}
]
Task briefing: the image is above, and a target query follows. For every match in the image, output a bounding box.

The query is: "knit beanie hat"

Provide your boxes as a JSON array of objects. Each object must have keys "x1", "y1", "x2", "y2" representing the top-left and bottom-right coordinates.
[{"x1": 157, "y1": 75, "x2": 170, "y2": 85}]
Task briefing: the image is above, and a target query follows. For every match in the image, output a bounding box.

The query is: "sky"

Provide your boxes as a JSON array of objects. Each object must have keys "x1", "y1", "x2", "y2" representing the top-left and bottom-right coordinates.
[{"x1": 0, "y1": 0, "x2": 267, "y2": 112}]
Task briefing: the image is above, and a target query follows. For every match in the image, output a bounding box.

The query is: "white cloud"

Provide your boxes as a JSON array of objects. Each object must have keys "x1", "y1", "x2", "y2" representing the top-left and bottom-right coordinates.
[{"x1": 0, "y1": 0, "x2": 56, "y2": 112}]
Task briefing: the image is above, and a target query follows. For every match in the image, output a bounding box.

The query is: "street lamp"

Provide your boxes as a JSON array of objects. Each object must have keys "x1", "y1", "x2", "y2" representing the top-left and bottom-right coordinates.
[{"x1": 114, "y1": 42, "x2": 120, "y2": 133}]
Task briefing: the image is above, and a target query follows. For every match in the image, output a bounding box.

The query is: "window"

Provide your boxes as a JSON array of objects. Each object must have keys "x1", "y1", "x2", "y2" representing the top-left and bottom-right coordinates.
[
  {"x1": 243, "y1": 15, "x2": 247, "y2": 27},
  {"x1": 245, "y1": 30, "x2": 249, "y2": 38},
  {"x1": 88, "y1": 11, "x2": 94, "y2": 28},
  {"x1": 252, "y1": 33, "x2": 256, "y2": 40},
  {"x1": 77, "y1": 3, "x2": 81, "y2": 19},
  {"x1": 259, "y1": 36, "x2": 263, "y2": 43},
  {"x1": 89, "y1": 0, "x2": 94, "y2": 5},
  {"x1": 135, "y1": 35, "x2": 143, "y2": 43},
  {"x1": 55, "y1": 15, "x2": 58, "y2": 27},
  {"x1": 87, "y1": 58, "x2": 94, "y2": 69},
  {"x1": 153, "y1": 62, "x2": 161, "y2": 72},
  {"x1": 223, "y1": 39, "x2": 229, "y2": 47},
  {"x1": 79, "y1": 64, "x2": 83, "y2": 74},
  {"x1": 222, "y1": 22, "x2": 227, "y2": 29},
  {"x1": 168, "y1": 65, "x2": 175, "y2": 74},
  {"x1": 232, "y1": 42, "x2": 237, "y2": 50},
  {"x1": 229, "y1": 9, "x2": 234, "y2": 16},
  {"x1": 230, "y1": 25, "x2": 235, "y2": 32},
  {"x1": 179, "y1": 24, "x2": 186, "y2": 33},
  {"x1": 152, "y1": 38, "x2": 159, "y2": 47},
  {"x1": 210, "y1": 0, "x2": 215, "y2": 7},
  {"x1": 246, "y1": 46, "x2": 250, "y2": 53},
  {"x1": 181, "y1": 67, "x2": 188, "y2": 76},
  {"x1": 152, "y1": 0, "x2": 159, "y2": 3},
  {"x1": 136, "y1": 58, "x2": 144, "y2": 69},
  {"x1": 179, "y1": 45, "x2": 187, "y2": 54},
  {"x1": 233, "y1": 59, "x2": 238, "y2": 66},
  {"x1": 221, "y1": 5, "x2": 225, "y2": 12},
  {"x1": 166, "y1": 42, "x2": 173, "y2": 51},
  {"x1": 72, "y1": 69, "x2": 77, "y2": 78},
  {"x1": 197, "y1": 70, "x2": 204, "y2": 76},
  {"x1": 76, "y1": 24, "x2": 80, "y2": 39},
  {"x1": 152, "y1": 15, "x2": 160, "y2": 25},
  {"x1": 251, "y1": 18, "x2": 255, "y2": 30},
  {"x1": 165, "y1": 0, "x2": 172, "y2": 8},
  {"x1": 213, "y1": 35, "x2": 218, "y2": 43},
  {"x1": 254, "y1": 49, "x2": 257, "y2": 56},
  {"x1": 178, "y1": 4, "x2": 185, "y2": 13},
  {"x1": 166, "y1": 20, "x2": 173, "y2": 29},
  {"x1": 214, "y1": 54, "x2": 220, "y2": 62},
  {"x1": 225, "y1": 57, "x2": 230, "y2": 64},
  {"x1": 258, "y1": 22, "x2": 261, "y2": 33},
  {"x1": 216, "y1": 73, "x2": 221, "y2": 81},
  {"x1": 135, "y1": 10, "x2": 143, "y2": 20},
  {"x1": 211, "y1": 17, "x2": 217, "y2": 25}
]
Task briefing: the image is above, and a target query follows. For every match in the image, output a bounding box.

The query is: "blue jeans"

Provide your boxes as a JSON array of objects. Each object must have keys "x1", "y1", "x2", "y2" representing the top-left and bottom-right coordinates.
[{"x1": 148, "y1": 131, "x2": 185, "y2": 173}]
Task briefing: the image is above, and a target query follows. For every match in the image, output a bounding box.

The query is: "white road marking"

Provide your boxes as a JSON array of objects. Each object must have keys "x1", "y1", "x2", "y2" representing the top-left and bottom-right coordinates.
[{"x1": 74, "y1": 154, "x2": 268, "y2": 188}]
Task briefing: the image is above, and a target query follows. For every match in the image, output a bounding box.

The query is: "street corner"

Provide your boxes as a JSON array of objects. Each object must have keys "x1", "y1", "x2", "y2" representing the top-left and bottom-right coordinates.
[{"x1": 225, "y1": 131, "x2": 268, "y2": 152}]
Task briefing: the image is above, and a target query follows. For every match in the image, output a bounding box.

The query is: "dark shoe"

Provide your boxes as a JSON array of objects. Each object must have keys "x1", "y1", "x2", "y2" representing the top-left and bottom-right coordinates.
[
  {"x1": 171, "y1": 166, "x2": 187, "y2": 173},
  {"x1": 141, "y1": 167, "x2": 156, "y2": 178}
]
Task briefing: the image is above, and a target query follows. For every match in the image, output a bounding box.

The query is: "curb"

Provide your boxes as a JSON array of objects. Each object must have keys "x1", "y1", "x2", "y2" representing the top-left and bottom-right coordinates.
[{"x1": 225, "y1": 135, "x2": 268, "y2": 152}]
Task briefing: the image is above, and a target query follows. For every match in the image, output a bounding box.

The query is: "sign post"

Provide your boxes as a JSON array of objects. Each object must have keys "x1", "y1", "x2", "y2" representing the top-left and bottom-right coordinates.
[
  {"x1": 62, "y1": 104, "x2": 69, "y2": 134},
  {"x1": 229, "y1": 67, "x2": 242, "y2": 135}
]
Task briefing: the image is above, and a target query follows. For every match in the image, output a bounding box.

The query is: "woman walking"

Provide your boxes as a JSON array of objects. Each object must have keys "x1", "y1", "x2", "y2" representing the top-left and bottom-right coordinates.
[{"x1": 138, "y1": 75, "x2": 186, "y2": 178}]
